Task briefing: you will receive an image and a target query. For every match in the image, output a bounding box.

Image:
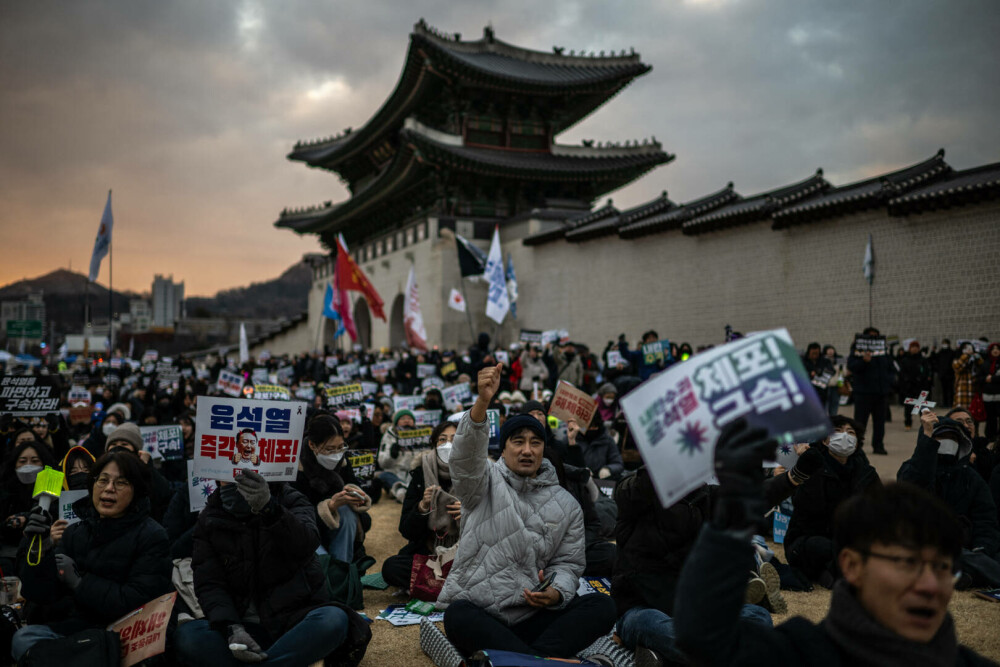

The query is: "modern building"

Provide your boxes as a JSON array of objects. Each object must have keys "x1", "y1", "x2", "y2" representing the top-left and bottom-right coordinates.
[
  {"x1": 272, "y1": 20, "x2": 1000, "y2": 356},
  {"x1": 1, "y1": 290, "x2": 46, "y2": 343},
  {"x1": 152, "y1": 275, "x2": 185, "y2": 329}
]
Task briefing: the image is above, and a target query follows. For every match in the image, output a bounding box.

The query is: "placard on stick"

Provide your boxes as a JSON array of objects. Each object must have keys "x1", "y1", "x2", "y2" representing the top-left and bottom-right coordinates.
[
  {"x1": 620, "y1": 329, "x2": 830, "y2": 509},
  {"x1": 548, "y1": 381, "x2": 598, "y2": 429}
]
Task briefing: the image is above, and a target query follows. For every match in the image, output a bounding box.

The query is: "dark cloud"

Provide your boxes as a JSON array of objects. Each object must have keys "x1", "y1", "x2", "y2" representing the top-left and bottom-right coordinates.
[{"x1": 1, "y1": 0, "x2": 997, "y2": 294}]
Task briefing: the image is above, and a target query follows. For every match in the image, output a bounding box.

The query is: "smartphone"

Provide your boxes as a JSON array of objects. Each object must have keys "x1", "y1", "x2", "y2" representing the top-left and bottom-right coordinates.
[
  {"x1": 532, "y1": 572, "x2": 554, "y2": 593},
  {"x1": 347, "y1": 490, "x2": 366, "y2": 501}
]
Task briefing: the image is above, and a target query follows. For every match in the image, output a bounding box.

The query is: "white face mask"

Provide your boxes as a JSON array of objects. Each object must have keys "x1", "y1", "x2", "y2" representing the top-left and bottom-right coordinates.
[
  {"x1": 436, "y1": 444, "x2": 453, "y2": 465},
  {"x1": 316, "y1": 451, "x2": 344, "y2": 470},
  {"x1": 16, "y1": 465, "x2": 43, "y2": 485},
  {"x1": 103, "y1": 423, "x2": 118, "y2": 437},
  {"x1": 937, "y1": 439, "x2": 959, "y2": 456},
  {"x1": 827, "y1": 431, "x2": 857, "y2": 457},
  {"x1": 602, "y1": 398, "x2": 615, "y2": 407}
]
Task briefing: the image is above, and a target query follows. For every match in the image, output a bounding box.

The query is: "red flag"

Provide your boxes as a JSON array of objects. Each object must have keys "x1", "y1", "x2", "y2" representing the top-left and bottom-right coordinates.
[{"x1": 335, "y1": 237, "x2": 386, "y2": 321}]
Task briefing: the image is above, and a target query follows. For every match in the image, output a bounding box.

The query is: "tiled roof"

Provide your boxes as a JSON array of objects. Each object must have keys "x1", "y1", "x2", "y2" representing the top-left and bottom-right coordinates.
[
  {"x1": 888, "y1": 162, "x2": 1000, "y2": 215},
  {"x1": 618, "y1": 183, "x2": 739, "y2": 239}
]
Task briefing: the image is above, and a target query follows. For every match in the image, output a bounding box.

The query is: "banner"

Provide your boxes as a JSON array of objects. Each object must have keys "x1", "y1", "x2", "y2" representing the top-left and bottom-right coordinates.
[
  {"x1": 853, "y1": 334, "x2": 887, "y2": 356},
  {"x1": 392, "y1": 394, "x2": 424, "y2": 413},
  {"x1": 217, "y1": 370, "x2": 245, "y2": 398},
  {"x1": 620, "y1": 329, "x2": 830, "y2": 508},
  {"x1": 347, "y1": 449, "x2": 376, "y2": 484},
  {"x1": 442, "y1": 383, "x2": 472, "y2": 409},
  {"x1": 325, "y1": 383, "x2": 364, "y2": 408},
  {"x1": 140, "y1": 425, "x2": 184, "y2": 461},
  {"x1": 251, "y1": 384, "x2": 291, "y2": 401},
  {"x1": 519, "y1": 329, "x2": 542, "y2": 345},
  {"x1": 548, "y1": 381, "x2": 598, "y2": 429},
  {"x1": 57, "y1": 489, "x2": 88, "y2": 525},
  {"x1": 413, "y1": 409, "x2": 442, "y2": 426},
  {"x1": 187, "y1": 460, "x2": 218, "y2": 513},
  {"x1": 194, "y1": 397, "x2": 307, "y2": 482},
  {"x1": 396, "y1": 427, "x2": 433, "y2": 451},
  {"x1": 404, "y1": 266, "x2": 428, "y2": 350},
  {"x1": 109, "y1": 593, "x2": 177, "y2": 667},
  {"x1": 0, "y1": 376, "x2": 60, "y2": 417}
]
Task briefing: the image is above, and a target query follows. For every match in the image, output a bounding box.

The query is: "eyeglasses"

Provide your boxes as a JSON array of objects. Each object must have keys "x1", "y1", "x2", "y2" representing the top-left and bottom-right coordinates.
[
  {"x1": 316, "y1": 446, "x2": 346, "y2": 456},
  {"x1": 861, "y1": 550, "x2": 959, "y2": 583},
  {"x1": 94, "y1": 476, "x2": 132, "y2": 491}
]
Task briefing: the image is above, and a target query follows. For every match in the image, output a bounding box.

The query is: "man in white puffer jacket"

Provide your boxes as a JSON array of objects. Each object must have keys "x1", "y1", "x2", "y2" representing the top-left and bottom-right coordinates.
[{"x1": 439, "y1": 363, "x2": 616, "y2": 658}]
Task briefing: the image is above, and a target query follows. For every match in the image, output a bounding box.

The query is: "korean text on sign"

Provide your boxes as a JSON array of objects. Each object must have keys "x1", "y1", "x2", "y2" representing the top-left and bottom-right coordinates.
[
  {"x1": 396, "y1": 427, "x2": 433, "y2": 451},
  {"x1": 325, "y1": 383, "x2": 364, "y2": 407},
  {"x1": 548, "y1": 381, "x2": 598, "y2": 429},
  {"x1": 0, "y1": 376, "x2": 60, "y2": 416},
  {"x1": 194, "y1": 396, "x2": 307, "y2": 482}
]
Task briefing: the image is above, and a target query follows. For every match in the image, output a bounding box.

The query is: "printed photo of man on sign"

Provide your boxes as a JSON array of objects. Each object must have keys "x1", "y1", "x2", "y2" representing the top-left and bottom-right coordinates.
[{"x1": 194, "y1": 396, "x2": 307, "y2": 482}]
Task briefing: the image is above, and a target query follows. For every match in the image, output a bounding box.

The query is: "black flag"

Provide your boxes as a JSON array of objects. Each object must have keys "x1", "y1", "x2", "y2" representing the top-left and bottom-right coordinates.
[{"x1": 455, "y1": 234, "x2": 487, "y2": 278}]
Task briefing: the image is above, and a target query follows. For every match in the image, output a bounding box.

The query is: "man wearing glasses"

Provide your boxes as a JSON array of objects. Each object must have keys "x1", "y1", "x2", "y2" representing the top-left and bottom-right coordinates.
[{"x1": 670, "y1": 419, "x2": 995, "y2": 666}]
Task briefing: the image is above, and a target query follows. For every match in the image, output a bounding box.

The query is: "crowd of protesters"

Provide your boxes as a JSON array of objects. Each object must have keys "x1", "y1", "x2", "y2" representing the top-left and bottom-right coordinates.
[{"x1": 0, "y1": 325, "x2": 995, "y2": 666}]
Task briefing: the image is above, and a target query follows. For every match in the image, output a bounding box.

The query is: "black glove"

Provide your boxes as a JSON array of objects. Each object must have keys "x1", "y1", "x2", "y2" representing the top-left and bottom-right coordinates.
[
  {"x1": 227, "y1": 624, "x2": 267, "y2": 663},
  {"x1": 788, "y1": 446, "x2": 824, "y2": 485},
  {"x1": 390, "y1": 442, "x2": 401, "y2": 458},
  {"x1": 55, "y1": 553, "x2": 82, "y2": 589},
  {"x1": 22, "y1": 507, "x2": 52, "y2": 538},
  {"x1": 234, "y1": 471, "x2": 271, "y2": 514},
  {"x1": 712, "y1": 418, "x2": 776, "y2": 531}
]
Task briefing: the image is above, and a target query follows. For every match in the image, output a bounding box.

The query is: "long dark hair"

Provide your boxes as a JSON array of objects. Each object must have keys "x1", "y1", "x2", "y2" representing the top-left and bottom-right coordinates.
[{"x1": 2, "y1": 440, "x2": 59, "y2": 486}]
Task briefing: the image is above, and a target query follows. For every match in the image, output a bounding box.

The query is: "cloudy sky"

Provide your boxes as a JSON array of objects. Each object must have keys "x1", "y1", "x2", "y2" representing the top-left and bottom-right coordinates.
[{"x1": 1, "y1": 0, "x2": 997, "y2": 296}]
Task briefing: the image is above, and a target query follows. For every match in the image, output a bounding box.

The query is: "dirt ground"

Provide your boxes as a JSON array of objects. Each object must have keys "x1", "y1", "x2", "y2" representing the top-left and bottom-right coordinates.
[{"x1": 357, "y1": 405, "x2": 1000, "y2": 665}]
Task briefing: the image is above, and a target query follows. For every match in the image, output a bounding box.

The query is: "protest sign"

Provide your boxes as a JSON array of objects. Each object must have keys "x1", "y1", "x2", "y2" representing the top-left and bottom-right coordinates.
[
  {"x1": 371, "y1": 361, "x2": 396, "y2": 381},
  {"x1": 325, "y1": 383, "x2": 364, "y2": 408},
  {"x1": 421, "y1": 376, "x2": 445, "y2": 391},
  {"x1": 72, "y1": 372, "x2": 92, "y2": 387},
  {"x1": 772, "y1": 511, "x2": 791, "y2": 544},
  {"x1": 69, "y1": 404, "x2": 92, "y2": 423},
  {"x1": 325, "y1": 357, "x2": 338, "y2": 369},
  {"x1": 109, "y1": 593, "x2": 176, "y2": 667},
  {"x1": 417, "y1": 364, "x2": 437, "y2": 379},
  {"x1": 853, "y1": 334, "x2": 887, "y2": 356},
  {"x1": 141, "y1": 350, "x2": 159, "y2": 363},
  {"x1": 576, "y1": 577, "x2": 612, "y2": 597},
  {"x1": 396, "y1": 427, "x2": 433, "y2": 452},
  {"x1": 251, "y1": 368, "x2": 269, "y2": 385},
  {"x1": 0, "y1": 376, "x2": 60, "y2": 417},
  {"x1": 548, "y1": 381, "x2": 598, "y2": 429},
  {"x1": 392, "y1": 394, "x2": 424, "y2": 413},
  {"x1": 440, "y1": 361, "x2": 457, "y2": 377},
  {"x1": 217, "y1": 370, "x2": 245, "y2": 398},
  {"x1": 194, "y1": 396, "x2": 307, "y2": 482},
  {"x1": 495, "y1": 350, "x2": 510, "y2": 366},
  {"x1": 68, "y1": 386, "x2": 91, "y2": 405},
  {"x1": 442, "y1": 383, "x2": 472, "y2": 409},
  {"x1": 276, "y1": 366, "x2": 294, "y2": 385},
  {"x1": 541, "y1": 329, "x2": 560, "y2": 345},
  {"x1": 362, "y1": 403, "x2": 376, "y2": 420},
  {"x1": 606, "y1": 350, "x2": 624, "y2": 368},
  {"x1": 338, "y1": 362, "x2": 360, "y2": 379},
  {"x1": 140, "y1": 425, "x2": 184, "y2": 461},
  {"x1": 347, "y1": 449, "x2": 376, "y2": 484},
  {"x1": 487, "y1": 409, "x2": 501, "y2": 451},
  {"x1": 337, "y1": 407, "x2": 362, "y2": 424},
  {"x1": 187, "y1": 460, "x2": 218, "y2": 513},
  {"x1": 957, "y1": 339, "x2": 989, "y2": 354},
  {"x1": 620, "y1": 329, "x2": 830, "y2": 508},
  {"x1": 251, "y1": 384, "x2": 291, "y2": 401},
  {"x1": 358, "y1": 365, "x2": 369, "y2": 377},
  {"x1": 295, "y1": 385, "x2": 315, "y2": 401},
  {"x1": 519, "y1": 329, "x2": 542, "y2": 345},
  {"x1": 811, "y1": 370, "x2": 833, "y2": 389},
  {"x1": 377, "y1": 605, "x2": 445, "y2": 626},
  {"x1": 360, "y1": 381, "x2": 379, "y2": 396},
  {"x1": 413, "y1": 409, "x2": 442, "y2": 427},
  {"x1": 57, "y1": 489, "x2": 88, "y2": 525}
]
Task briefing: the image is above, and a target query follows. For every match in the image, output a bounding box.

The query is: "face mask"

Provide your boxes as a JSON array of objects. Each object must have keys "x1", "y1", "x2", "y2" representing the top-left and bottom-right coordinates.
[
  {"x1": 68, "y1": 471, "x2": 90, "y2": 490},
  {"x1": 15, "y1": 465, "x2": 42, "y2": 485},
  {"x1": 436, "y1": 444, "x2": 453, "y2": 465},
  {"x1": 424, "y1": 399, "x2": 441, "y2": 410},
  {"x1": 220, "y1": 484, "x2": 252, "y2": 516},
  {"x1": 602, "y1": 398, "x2": 615, "y2": 407},
  {"x1": 937, "y1": 439, "x2": 959, "y2": 456},
  {"x1": 827, "y1": 431, "x2": 857, "y2": 457},
  {"x1": 103, "y1": 423, "x2": 118, "y2": 437},
  {"x1": 316, "y1": 451, "x2": 344, "y2": 470}
]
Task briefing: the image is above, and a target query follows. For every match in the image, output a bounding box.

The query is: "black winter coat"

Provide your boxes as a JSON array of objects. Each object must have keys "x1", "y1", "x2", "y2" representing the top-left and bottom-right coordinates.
[
  {"x1": 17, "y1": 496, "x2": 172, "y2": 636},
  {"x1": 397, "y1": 465, "x2": 453, "y2": 557},
  {"x1": 847, "y1": 352, "x2": 896, "y2": 396},
  {"x1": 765, "y1": 446, "x2": 880, "y2": 551},
  {"x1": 898, "y1": 432, "x2": 1000, "y2": 554},
  {"x1": 564, "y1": 428, "x2": 624, "y2": 479},
  {"x1": 612, "y1": 468, "x2": 712, "y2": 618},
  {"x1": 898, "y1": 352, "x2": 933, "y2": 396},
  {"x1": 161, "y1": 487, "x2": 198, "y2": 559}
]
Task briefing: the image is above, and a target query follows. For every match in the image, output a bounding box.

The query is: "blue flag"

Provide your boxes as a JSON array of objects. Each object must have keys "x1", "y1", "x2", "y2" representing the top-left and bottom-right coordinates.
[
  {"x1": 89, "y1": 191, "x2": 113, "y2": 282},
  {"x1": 322, "y1": 283, "x2": 346, "y2": 338},
  {"x1": 506, "y1": 253, "x2": 518, "y2": 319}
]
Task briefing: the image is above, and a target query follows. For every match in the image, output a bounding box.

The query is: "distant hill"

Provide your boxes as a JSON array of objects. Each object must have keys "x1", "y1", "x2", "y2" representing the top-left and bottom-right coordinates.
[{"x1": 186, "y1": 260, "x2": 311, "y2": 319}]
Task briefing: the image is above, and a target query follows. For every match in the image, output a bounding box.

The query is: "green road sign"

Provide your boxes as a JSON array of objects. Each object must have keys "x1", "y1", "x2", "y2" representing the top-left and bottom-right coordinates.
[{"x1": 6, "y1": 320, "x2": 43, "y2": 338}]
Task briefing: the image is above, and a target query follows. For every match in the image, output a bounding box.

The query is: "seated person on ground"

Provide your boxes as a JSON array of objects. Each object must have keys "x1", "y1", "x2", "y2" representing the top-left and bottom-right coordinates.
[
  {"x1": 897, "y1": 410, "x2": 1000, "y2": 588},
  {"x1": 765, "y1": 415, "x2": 881, "y2": 586},
  {"x1": 563, "y1": 416, "x2": 624, "y2": 481},
  {"x1": 12, "y1": 451, "x2": 172, "y2": 663},
  {"x1": 175, "y1": 470, "x2": 370, "y2": 666},
  {"x1": 613, "y1": 466, "x2": 774, "y2": 665},
  {"x1": 439, "y1": 364, "x2": 616, "y2": 659},
  {"x1": 382, "y1": 421, "x2": 461, "y2": 590},
  {"x1": 293, "y1": 414, "x2": 372, "y2": 563},
  {"x1": 376, "y1": 409, "x2": 419, "y2": 503},
  {"x1": 673, "y1": 419, "x2": 996, "y2": 666}
]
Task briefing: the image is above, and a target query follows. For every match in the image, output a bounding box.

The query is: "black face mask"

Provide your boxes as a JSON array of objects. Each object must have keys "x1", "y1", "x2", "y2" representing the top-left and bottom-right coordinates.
[
  {"x1": 220, "y1": 485, "x2": 252, "y2": 517},
  {"x1": 423, "y1": 399, "x2": 441, "y2": 410},
  {"x1": 68, "y1": 471, "x2": 90, "y2": 491},
  {"x1": 564, "y1": 352, "x2": 576, "y2": 360}
]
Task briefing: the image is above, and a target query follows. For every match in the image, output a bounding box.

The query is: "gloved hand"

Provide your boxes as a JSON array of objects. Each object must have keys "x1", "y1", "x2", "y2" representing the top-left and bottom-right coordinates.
[
  {"x1": 22, "y1": 507, "x2": 52, "y2": 538},
  {"x1": 234, "y1": 471, "x2": 271, "y2": 514},
  {"x1": 712, "y1": 418, "x2": 776, "y2": 531},
  {"x1": 598, "y1": 467, "x2": 612, "y2": 479},
  {"x1": 227, "y1": 624, "x2": 267, "y2": 663},
  {"x1": 55, "y1": 553, "x2": 82, "y2": 589},
  {"x1": 390, "y1": 442, "x2": 401, "y2": 459},
  {"x1": 788, "y1": 446, "x2": 824, "y2": 485}
]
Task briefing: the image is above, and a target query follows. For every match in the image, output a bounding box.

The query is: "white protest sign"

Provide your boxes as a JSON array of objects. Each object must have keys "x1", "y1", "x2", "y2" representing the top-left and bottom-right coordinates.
[
  {"x1": 417, "y1": 364, "x2": 437, "y2": 379},
  {"x1": 413, "y1": 409, "x2": 442, "y2": 426},
  {"x1": 187, "y1": 459, "x2": 217, "y2": 513},
  {"x1": 337, "y1": 362, "x2": 360, "y2": 379},
  {"x1": 57, "y1": 489, "x2": 88, "y2": 525},
  {"x1": 276, "y1": 366, "x2": 294, "y2": 385},
  {"x1": 495, "y1": 350, "x2": 510, "y2": 366},
  {"x1": 194, "y1": 396, "x2": 307, "y2": 482},
  {"x1": 541, "y1": 330, "x2": 560, "y2": 345},
  {"x1": 607, "y1": 350, "x2": 624, "y2": 368},
  {"x1": 217, "y1": 370, "x2": 245, "y2": 398},
  {"x1": 620, "y1": 329, "x2": 830, "y2": 508},
  {"x1": 325, "y1": 357, "x2": 338, "y2": 369},
  {"x1": 360, "y1": 381, "x2": 379, "y2": 396},
  {"x1": 109, "y1": 592, "x2": 176, "y2": 667},
  {"x1": 140, "y1": 425, "x2": 185, "y2": 461},
  {"x1": 421, "y1": 376, "x2": 446, "y2": 391},
  {"x1": 68, "y1": 386, "x2": 91, "y2": 405},
  {"x1": 442, "y1": 383, "x2": 472, "y2": 409},
  {"x1": 393, "y1": 394, "x2": 424, "y2": 413},
  {"x1": 251, "y1": 368, "x2": 269, "y2": 384},
  {"x1": 295, "y1": 385, "x2": 315, "y2": 401}
]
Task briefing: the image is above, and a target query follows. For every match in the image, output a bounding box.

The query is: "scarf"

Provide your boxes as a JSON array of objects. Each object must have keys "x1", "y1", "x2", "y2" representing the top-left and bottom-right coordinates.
[
  {"x1": 822, "y1": 579, "x2": 958, "y2": 667},
  {"x1": 421, "y1": 450, "x2": 460, "y2": 548}
]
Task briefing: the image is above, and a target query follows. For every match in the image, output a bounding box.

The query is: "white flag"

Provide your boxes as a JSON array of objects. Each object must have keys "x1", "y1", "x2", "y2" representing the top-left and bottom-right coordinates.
[
  {"x1": 403, "y1": 266, "x2": 428, "y2": 350},
  {"x1": 484, "y1": 225, "x2": 510, "y2": 324},
  {"x1": 239, "y1": 322, "x2": 249, "y2": 365},
  {"x1": 863, "y1": 233, "x2": 874, "y2": 285},
  {"x1": 89, "y1": 191, "x2": 114, "y2": 282},
  {"x1": 448, "y1": 288, "x2": 466, "y2": 313}
]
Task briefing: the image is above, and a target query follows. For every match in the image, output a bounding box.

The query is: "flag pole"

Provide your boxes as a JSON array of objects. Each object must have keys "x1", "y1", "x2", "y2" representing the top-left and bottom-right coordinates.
[
  {"x1": 459, "y1": 279, "x2": 476, "y2": 346},
  {"x1": 869, "y1": 282, "x2": 873, "y2": 329},
  {"x1": 108, "y1": 189, "x2": 114, "y2": 357}
]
